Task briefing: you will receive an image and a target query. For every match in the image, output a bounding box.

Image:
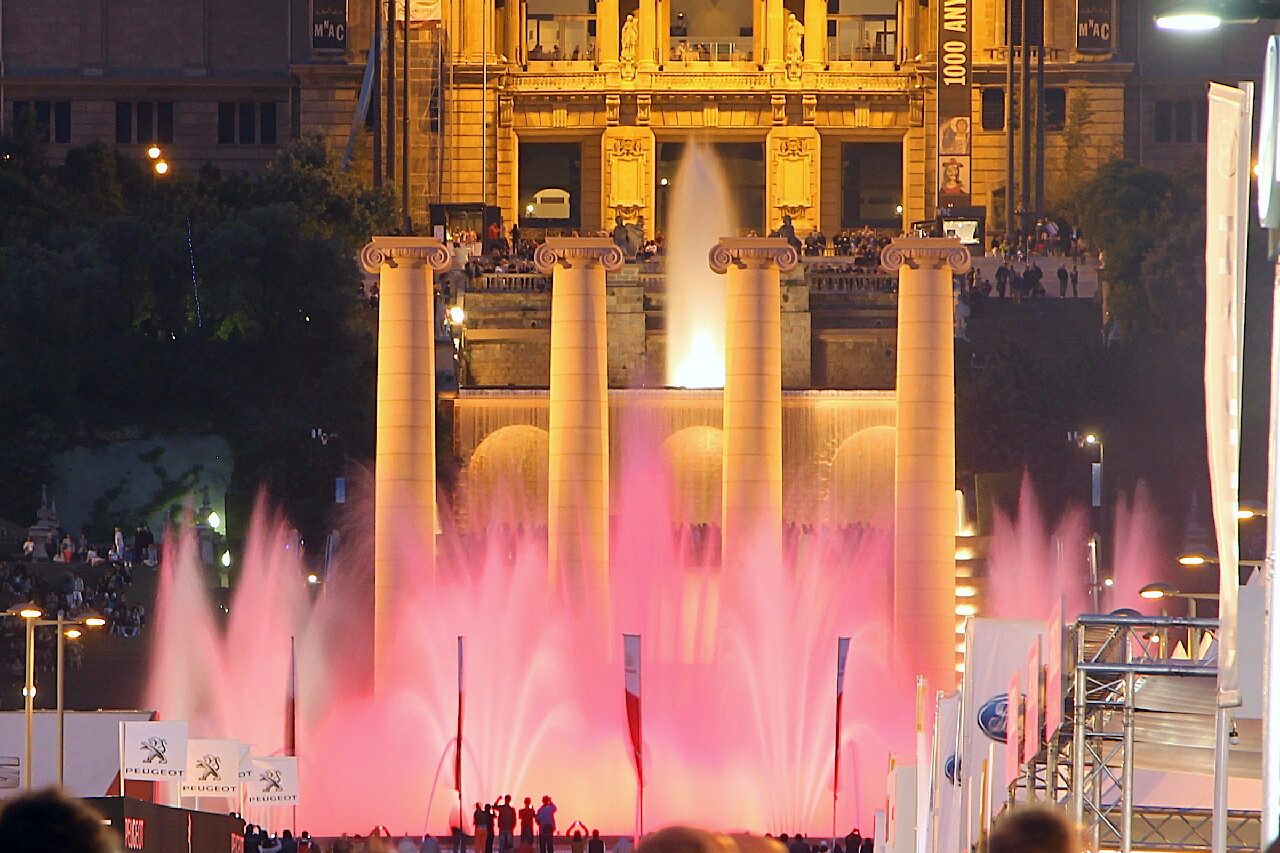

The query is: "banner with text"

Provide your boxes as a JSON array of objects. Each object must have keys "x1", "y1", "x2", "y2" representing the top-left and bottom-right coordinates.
[
  {"x1": 182, "y1": 738, "x2": 242, "y2": 798},
  {"x1": 1205, "y1": 81, "x2": 1253, "y2": 705},
  {"x1": 1075, "y1": 0, "x2": 1114, "y2": 54},
  {"x1": 246, "y1": 756, "x2": 299, "y2": 805},
  {"x1": 937, "y1": 0, "x2": 972, "y2": 207},
  {"x1": 121, "y1": 720, "x2": 188, "y2": 781}
]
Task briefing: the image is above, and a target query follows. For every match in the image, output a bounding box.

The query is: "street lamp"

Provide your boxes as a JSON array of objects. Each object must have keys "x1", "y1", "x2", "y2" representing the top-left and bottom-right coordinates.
[
  {"x1": 36, "y1": 612, "x2": 107, "y2": 787},
  {"x1": 6, "y1": 601, "x2": 42, "y2": 790},
  {"x1": 1154, "y1": 0, "x2": 1280, "y2": 30},
  {"x1": 1140, "y1": 582, "x2": 1220, "y2": 660}
]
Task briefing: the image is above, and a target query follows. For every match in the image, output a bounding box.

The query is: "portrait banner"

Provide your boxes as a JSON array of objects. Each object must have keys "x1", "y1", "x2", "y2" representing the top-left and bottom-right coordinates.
[{"x1": 936, "y1": 0, "x2": 972, "y2": 206}]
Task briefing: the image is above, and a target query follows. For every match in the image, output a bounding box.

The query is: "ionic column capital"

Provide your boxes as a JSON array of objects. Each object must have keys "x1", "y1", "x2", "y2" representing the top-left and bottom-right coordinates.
[
  {"x1": 708, "y1": 237, "x2": 799, "y2": 273},
  {"x1": 533, "y1": 238, "x2": 626, "y2": 273},
  {"x1": 360, "y1": 237, "x2": 452, "y2": 273},
  {"x1": 879, "y1": 237, "x2": 972, "y2": 274}
]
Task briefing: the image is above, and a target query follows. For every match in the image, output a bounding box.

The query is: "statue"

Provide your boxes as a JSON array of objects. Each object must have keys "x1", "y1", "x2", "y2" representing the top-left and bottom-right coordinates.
[
  {"x1": 612, "y1": 215, "x2": 642, "y2": 259},
  {"x1": 785, "y1": 14, "x2": 804, "y2": 65},
  {"x1": 621, "y1": 14, "x2": 639, "y2": 64}
]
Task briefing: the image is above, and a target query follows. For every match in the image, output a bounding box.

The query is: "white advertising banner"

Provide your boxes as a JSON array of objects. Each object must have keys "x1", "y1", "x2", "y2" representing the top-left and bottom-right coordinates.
[
  {"x1": 931, "y1": 691, "x2": 963, "y2": 853},
  {"x1": 246, "y1": 756, "x2": 299, "y2": 805},
  {"x1": 181, "y1": 739, "x2": 241, "y2": 798},
  {"x1": 1204, "y1": 81, "x2": 1253, "y2": 706},
  {"x1": 1044, "y1": 600, "x2": 1065, "y2": 737},
  {"x1": 121, "y1": 720, "x2": 188, "y2": 781},
  {"x1": 1022, "y1": 637, "x2": 1043, "y2": 766},
  {"x1": 959, "y1": 619, "x2": 1045, "y2": 847},
  {"x1": 1003, "y1": 669, "x2": 1022, "y2": 790}
]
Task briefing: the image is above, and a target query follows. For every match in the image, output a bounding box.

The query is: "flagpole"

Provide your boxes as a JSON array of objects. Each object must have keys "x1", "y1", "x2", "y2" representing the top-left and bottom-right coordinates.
[
  {"x1": 289, "y1": 636, "x2": 298, "y2": 832},
  {"x1": 456, "y1": 635, "x2": 465, "y2": 847},
  {"x1": 834, "y1": 637, "x2": 850, "y2": 848}
]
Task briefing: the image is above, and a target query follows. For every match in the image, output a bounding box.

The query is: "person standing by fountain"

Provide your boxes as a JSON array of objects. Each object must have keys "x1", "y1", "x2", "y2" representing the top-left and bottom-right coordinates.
[
  {"x1": 496, "y1": 796, "x2": 517, "y2": 853},
  {"x1": 518, "y1": 798, "x2": 536, "y2": 847},
  {"x1": 535, "y1": 796, "x2": 557, "y2": 853},
  {"x1": 473, "y1": 804, "x2": 494, "y2": 853}
]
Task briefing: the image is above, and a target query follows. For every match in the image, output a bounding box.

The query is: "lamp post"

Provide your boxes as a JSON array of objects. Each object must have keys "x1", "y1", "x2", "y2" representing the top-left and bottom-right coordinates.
[
  {"x1": 6, "y1": 604, "x2": 106, "y2": 790},
  {"x1": 1139, "y1": 582, "x2": 1220, "y2": 658},
  {"x1": 6, "y1": 601, "x2": 43, "y2": 790},
  {"x1": 42, "y1": 612, "x2": 107, "y2": 787}
]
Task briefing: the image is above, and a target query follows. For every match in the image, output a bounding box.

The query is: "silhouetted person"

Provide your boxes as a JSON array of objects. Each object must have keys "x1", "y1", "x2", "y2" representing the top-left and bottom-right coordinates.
[
  {"x1": 988, "y1": 805, "x2": 1078, "y2": 853},
  {"x1": 0, "y1": 788, "x2": 119, "y2": 853}
]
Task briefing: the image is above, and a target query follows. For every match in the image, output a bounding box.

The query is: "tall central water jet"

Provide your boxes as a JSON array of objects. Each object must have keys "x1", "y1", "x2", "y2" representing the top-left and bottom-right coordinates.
[{"x1": 665, "y1": 142, "x2": 735, "y2": 387}]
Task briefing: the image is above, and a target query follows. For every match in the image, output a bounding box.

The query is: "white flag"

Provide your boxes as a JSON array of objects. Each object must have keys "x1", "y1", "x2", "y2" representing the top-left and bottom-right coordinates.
[
  {"x1": 246, "y1": 756, "x2": 299, "y2": 805},
  {"x1": 121, "y1": 720, "x2": 188, "y2": 781},
  {"x1": 959, "y1": 619, "x2": 1044, "y2": 848},
  {"x1": 181, "y1": 739, "x2": 241, "y2": 797},
  {"x1": 931, "y1": 691, "x2": 962, "y2": 853},
  {"x1": 1205, "y1": 81, "x2": 1252, "y2": 706}
]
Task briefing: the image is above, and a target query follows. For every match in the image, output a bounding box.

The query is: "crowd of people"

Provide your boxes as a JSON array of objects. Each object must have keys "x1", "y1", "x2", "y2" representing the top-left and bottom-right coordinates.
[
  {"x1": 0, "y1": 782, "x2": 1152, "y2": 853},
  {"x1": 0, "y1": 547, "x2": 146, "y2": 678}
]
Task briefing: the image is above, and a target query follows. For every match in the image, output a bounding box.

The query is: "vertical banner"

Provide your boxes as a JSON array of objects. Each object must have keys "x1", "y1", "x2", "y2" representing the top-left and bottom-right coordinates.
[
  {"x1": 1075, "y1": 0, "x2": 1114, "y2": 54},
  {"x1": 931, "y1": 692, "x2": 963, "y2": 853},
  {"x1": 937, "y1": 0, "x2": 972, "y2": 206},
  {"x1": 286, "y1": 637, "x2": 298, "y2": 758},
  {"x1": 835, "y1": 637, "x2": 850, "y2": 806},
  {"x1": 455, "y1": 636, "x2": 465, "y2": 794},
  {"x1": 121, "y1": 721, "x2": 189, "y2": 781},
  {"x1": 1205, "y1": 81, "x2": 1253, "y2": 707},
  {"x1": 959, "y1": 619, "x2": 1045, "y2": 849},
  {"x1": 311, "y1": 0, "x2": 349, "y2": 52},
  {"x1": 915, "y1": 676, "x2": 931, "y2": 853},
  {"x1": 624, "y1": 634, "x2": 643, "y2": 787},
  {"x1": 1002, "y1": 669, "x2": 1022, "y2": 791},
  {"x1": 1022, "y1": 638, "x2": 1042, "y2": 766},
  {"x1": 246, "y1": 756, "x2": 299, "y2": 805},
  {"x1": 182, "y1": 739, "x2": 242, "y2": 798},
  {"x1": 1043, "y1": 600, "x2": 1065, "y2": 738}
]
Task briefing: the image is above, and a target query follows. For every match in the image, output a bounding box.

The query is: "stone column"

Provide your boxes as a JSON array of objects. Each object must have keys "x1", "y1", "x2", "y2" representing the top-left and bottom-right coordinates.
[
  {"x1": 638, "y1": 0, "x2": 660, "y2": 69},
  {"x1": 361, "y1": 237, "x2": 452, "y2": 693},
  {"x1": 710, "y1": 238, "x2": 798, "y2": 569},
  {"x1": 804, "y1": 0, "x2": 827, "y2": 65},
  {"x1": 880, "y1": 237, "x2": 970, "y2": 692},
  {"x1": 505, "y1": 0, "x2": 524, "y2": 64},
  {"x1": 534, "y1": 239, "x2": 625, "y2": 597},
  {"x1": 597, "y1": 0, "x2": 620, "y2": 64},
  {"x1": 764, "y1": 0, "x2": 785, "y2": 69}
]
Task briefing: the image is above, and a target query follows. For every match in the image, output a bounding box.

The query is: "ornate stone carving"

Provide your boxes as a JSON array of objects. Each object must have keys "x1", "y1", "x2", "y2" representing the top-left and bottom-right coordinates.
[
  {"x1": 636, "y1": 93, "x2": 651, "y2": 125},
  {"x1": 605, "y1": 93, "x2": 621, "y2": 125},
  {"x1": 534, "y1": 238, "x2": 627, "y2": 273},
  {"x1": 771, "y1": 93, "x2": 786, "y2": 124},
  {"x1": 603, "y1": 128, "x2": 653, "y2": 226},
  {"x1": 360, "y1": 237, "x2": 452, "y2": 273},
  {"x1": 708, "y1": 238, "x2": 799, "y2": 274},
  {"x1": 879, "y1": 238, "x2": 972, "y2": 274},
  {"x1": 802, "y1": 94, "x2": 817, "y2": 125},
  {"x1": 770, "y1": 130, "x2": 817, "y2": 221}
]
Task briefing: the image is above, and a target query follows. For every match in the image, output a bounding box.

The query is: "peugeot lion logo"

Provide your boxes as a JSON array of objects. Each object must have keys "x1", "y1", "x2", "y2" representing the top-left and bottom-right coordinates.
[
  {"x1": 196, "y1": 754, "x2": 221, "y2": 781},
  {"x1": 977, "y1": 693, "x2": 1009, "y2": 743},
  {"x1": 140, "y1": 737, "x2": 169, "y2": 764},
  {"x1": 260, "y1": 769, "x2": 284, "y2": 792}
]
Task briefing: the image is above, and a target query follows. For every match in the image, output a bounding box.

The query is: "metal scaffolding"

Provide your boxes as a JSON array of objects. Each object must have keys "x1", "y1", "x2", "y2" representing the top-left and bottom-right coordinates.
[{"x1": 1005, "y1": 612, "x2": 1261, "y2": 852}]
